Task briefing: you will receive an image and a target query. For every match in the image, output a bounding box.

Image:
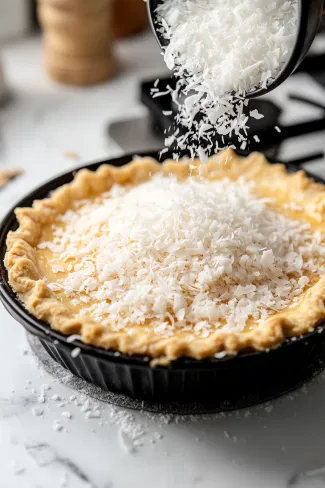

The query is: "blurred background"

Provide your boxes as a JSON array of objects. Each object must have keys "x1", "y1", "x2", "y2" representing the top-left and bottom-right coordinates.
[
  {"x1": 1, "y1": 1, "x2": 325, "y2": 195},
  {"x1": 0, "y1": 0, "x2": 170, "y2": 197}
]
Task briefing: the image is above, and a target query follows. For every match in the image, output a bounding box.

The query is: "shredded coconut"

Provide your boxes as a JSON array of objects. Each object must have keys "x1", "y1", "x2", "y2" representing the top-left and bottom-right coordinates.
[
  {"x1": 85, "y1": 410, "x2": 101, "y2": 419},
  {"x1": 66, "y1": 334, "x2": 82, "y2": 343},
  {"x1": 52, "y1": 420, "x2": 64, "y2": 432},
  {"x1": 156, "y1": 0, "x2": 297, "y2": 156},
  {"x1": 32, "y1": 407, "x2": 44, "y2": 417},
  {"x1": 37, "y1": 393, "x2": 45, "y2": 404},
  {"x1": 39, "y1": 174, "x2": 325, "y2": 337},
  {"x1": 250, "y1": 110, "x2": 264, "y2": 120},
  {"x1": 71, "y1": 347, "x2": 81, "y2": 358},
  {"x1": 22, "y1": 328, "x2": 325, "y2": 464},
  {"x1": 61, "y1": 411, "x2": 72, "y2": 419}
]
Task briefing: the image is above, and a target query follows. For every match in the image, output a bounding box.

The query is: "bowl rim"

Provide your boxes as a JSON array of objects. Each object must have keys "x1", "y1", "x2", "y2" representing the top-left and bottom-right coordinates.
[
  {"x1": 1, "y1": 149, "x2": 325, "y2": 369},
  {"x1": 147, "y1": 0, "x2": 324, "y2": 99}
]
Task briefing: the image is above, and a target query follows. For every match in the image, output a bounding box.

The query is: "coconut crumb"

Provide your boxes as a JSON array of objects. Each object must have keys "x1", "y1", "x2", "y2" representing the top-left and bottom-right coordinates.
[
  {"x1": 64, "y1": 151, "x2": 79, "y2": 161},
  {"x1": 0, "y1": 168, "x2": 22, "y2": 188}
]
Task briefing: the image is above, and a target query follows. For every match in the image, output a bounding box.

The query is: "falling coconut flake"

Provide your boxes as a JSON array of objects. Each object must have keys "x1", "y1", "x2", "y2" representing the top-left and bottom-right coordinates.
[
  {"x1": 71, "y1": 347, "x2": 81, "y2": 358},
  {"x1": 156, "y1": 0, "x2": 297, "y2": 158},
  {"x1": 250, "y1": 110, "x2": 264, "y2": 120}
]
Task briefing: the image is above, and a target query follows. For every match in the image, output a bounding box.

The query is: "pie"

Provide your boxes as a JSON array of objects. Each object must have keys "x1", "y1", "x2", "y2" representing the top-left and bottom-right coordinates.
[{"x1": 5, "y1": 149, "x2": 325, "y2": 361}]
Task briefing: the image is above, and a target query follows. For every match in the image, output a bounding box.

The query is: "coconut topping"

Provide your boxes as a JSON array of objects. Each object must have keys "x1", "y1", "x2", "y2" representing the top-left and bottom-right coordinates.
[{"x1": 38, "y1": 174, "x2": 325, "y2": 337}]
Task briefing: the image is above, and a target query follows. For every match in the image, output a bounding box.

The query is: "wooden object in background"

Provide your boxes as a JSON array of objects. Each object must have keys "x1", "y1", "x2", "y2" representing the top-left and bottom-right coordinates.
[
  {"x1": 37, "y1": 0, "x2": 116, "y2": 86},
  {"x1": 112, "y1": 0, "x2": 148, "y2": 38}
]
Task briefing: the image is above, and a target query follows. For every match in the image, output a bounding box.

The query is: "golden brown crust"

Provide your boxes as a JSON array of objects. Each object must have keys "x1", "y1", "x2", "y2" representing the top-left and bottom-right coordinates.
[{"x1": 5, "y1": 149, "x2": 325, "y2": 360}]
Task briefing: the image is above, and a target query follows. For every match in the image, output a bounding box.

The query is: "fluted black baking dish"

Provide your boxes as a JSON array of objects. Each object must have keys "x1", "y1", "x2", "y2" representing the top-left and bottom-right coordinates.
[{"x1": 1, "y1": 150, "x2": 325, "y2": 406}]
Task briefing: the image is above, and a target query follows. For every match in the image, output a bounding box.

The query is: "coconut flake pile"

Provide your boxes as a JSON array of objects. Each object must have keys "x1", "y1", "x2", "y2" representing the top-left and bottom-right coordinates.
[
  {"x1": 156, "y1": 0, "x2": 297, "y2": 158},
  {"x1": 40, "y1": 174, "x2": 325, "y2": 338}
]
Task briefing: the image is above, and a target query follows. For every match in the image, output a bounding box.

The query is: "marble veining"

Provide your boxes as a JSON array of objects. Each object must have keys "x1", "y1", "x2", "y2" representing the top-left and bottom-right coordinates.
[
  {"x1": 289, "y1": 465, "x2": 325, "y2": 486},
  {"x1": 26, "y1": 442, "x2": 99, "y2": 488},
  {"x1": 0, "y1": 395, "x2": 39, "y2": 419}
]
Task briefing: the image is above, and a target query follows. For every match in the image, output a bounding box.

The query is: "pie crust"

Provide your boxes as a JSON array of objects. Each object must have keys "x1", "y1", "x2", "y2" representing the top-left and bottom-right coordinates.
[{"x1": 5, "y1": 149, "x2": 325, "y2": 361}]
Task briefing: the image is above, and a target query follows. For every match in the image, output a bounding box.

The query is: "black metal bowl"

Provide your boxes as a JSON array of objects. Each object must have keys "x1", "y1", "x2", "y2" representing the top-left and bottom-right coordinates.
[
  {"x1": 147, "y1": 0, "x2": 324, "y2": 99},
  {"x1": 1, "y1": 150, "x2": 325, "y2": 405}
]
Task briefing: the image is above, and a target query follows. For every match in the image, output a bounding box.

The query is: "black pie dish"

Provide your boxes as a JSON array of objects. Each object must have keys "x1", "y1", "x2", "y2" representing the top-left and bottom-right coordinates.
[{"x1": 1, "y1": 150, "x2": 325, "y2": 407}]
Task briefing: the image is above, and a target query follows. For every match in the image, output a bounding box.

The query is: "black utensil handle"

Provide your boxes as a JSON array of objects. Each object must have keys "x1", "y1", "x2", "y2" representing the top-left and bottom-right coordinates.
[{"x1": 283, "y1": 152, "x2": 324, "y2": 166}]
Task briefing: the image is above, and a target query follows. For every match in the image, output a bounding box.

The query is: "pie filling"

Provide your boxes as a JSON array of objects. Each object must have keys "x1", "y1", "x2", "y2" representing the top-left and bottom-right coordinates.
[
  {"x1": 6, "y1": 150, "x2": 325, "y2": 359},
  {"x1": 36, "y1": 169, "x2": 325, "y2": 341}
]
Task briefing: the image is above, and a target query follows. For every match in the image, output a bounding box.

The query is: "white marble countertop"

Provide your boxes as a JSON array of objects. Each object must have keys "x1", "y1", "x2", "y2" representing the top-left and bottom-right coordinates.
[{"x1": 2, "y1": 34, "x2": 325, "y2": 488}]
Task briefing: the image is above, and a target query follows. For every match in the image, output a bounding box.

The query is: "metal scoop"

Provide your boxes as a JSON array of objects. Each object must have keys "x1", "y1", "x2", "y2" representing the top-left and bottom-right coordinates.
[{"x1": 147, "y1": 0, "x2": 324, "y2": 98}]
